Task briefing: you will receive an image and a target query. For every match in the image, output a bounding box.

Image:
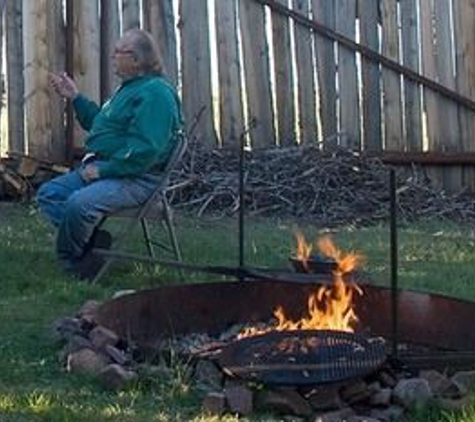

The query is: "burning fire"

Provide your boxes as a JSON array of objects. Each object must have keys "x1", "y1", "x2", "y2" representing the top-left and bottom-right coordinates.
[{"x1": 238, "y1": 235, "x2": 364, "y2": 338}]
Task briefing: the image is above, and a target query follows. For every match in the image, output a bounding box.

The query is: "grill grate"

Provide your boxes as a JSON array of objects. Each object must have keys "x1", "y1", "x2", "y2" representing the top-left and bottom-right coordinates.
[{"x1": 217, "y1": 330, "x2": 386, "y2": 385}]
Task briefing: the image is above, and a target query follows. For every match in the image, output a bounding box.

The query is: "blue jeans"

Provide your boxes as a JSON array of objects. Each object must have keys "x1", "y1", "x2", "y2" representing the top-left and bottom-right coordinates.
[{"x1": 36, "y1": 163, "x2": 162, "y2": 271}]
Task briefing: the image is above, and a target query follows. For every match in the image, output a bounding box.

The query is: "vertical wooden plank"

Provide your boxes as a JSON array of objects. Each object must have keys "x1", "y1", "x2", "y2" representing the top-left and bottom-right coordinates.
[
  {"x1": 359, "y1": 0, "x2": 381, "y2": 151},
  {"x1": 6, "y1": 0, "x2": 25, "y2": 154},
  {"x1": 419, "y1": 0, "x2": 441, "y2": 188},
  {"x1": 122, "y1": 0, "x2": 140, "y2": 31},
  {"x1": 180, "y1": 0, "x2": 216, "y2": 146},
  {"x1": 0, "y1": 0, "x2": 4, "y2": 155},
  {"x1": 335, "y1": 0, "x2": 359, "y2": 148},
  {"x1": 380, "y1": 0, "x2": 403, "y2": 151},
  {"x1": 47, "y1": 0, "x2": 66, "y2": 162},
  {"x1": 100, "y1": 0, "x2": 120, "y2": 101},
  {"x1": 453, "y1": 0, "x2": 475, "y2": 193},
  {"x1": 215, "y1": 0, "x2": 244, "y2": 148},
  {"x1": 239, "y1": 0, "x2": 275, "y2": 147},
  {"x1": 434, "y1": 0, "x2": 461, "y2": 191},
  {"x1": 420, "y1": 0, "x2": 438, "y2": 150},
  {"x1": 400, "y1": 0, "x2": 422, "y2": 151},
  {"x1": 143, "y1": 0, "x2": 178, "y2": 85},
  {"x1": 312, "y1": 0, "x2": 337, "y2": 146},
  {"x1": 23, "y1": 0, "x2": 53, "y2": 159},
  {"x1": 293, "y1": 0, "x2": 317, "y2": 144},
  {"x1": 73, "y1": 0, "x2": 100, "y2": 148},
  {"x1": 272, "y1": 0, "x2": 296, "y2": 146}
]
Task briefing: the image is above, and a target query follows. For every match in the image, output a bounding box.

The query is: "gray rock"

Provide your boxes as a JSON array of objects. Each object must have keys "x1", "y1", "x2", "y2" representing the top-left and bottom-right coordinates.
[
  {"x1": 67, "y1": 348, "x2": 109, "y2": 375},
  {"x1": 393, "y1": 378, "x2": 432, "y2": 408},
  {"x1": 370, "y1": 405, "x2": 405, "y2": 422},
  {"x1": 98, "y1": 363, "x2": 137, "y2": 390},
  {"x1": 225, "y1": 384, "x2": 254, "y2": 416},
  {"x1": 313, "y1": 407, "x2": 355, "y2": 422},
  {"x1": 256, "y1": 388, "x2": 313, "y2": 418},
  {"x1": 420, "y1": 370, "x2": 460, "y2": 398},
  {"x1": 194, "y1": 359, "x2": 223, "y2": 391},
  {"x1": 451, "y1": 371, "x2": 475, "y2": 395},
  {"x1": 89, "y1": 325, "x2": 119, "y2": 350},
  {"x1": 202, "y1": 391, "x2": 226, "y2": 416}
]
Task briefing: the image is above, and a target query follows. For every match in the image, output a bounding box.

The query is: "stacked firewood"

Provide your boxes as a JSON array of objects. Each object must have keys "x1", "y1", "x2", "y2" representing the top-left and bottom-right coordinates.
[
  {"x1": 0, "y1": 154, "x2": 68, "y2": 200},
  {"x1": 170, "y1": 142, "x2": 475, "y2": 224}
]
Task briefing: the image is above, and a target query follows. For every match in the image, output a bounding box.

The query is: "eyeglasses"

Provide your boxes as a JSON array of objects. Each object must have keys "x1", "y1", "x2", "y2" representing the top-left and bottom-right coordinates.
[{"x1": 112, "y1": 48, "x2": 135, "y2": 57}]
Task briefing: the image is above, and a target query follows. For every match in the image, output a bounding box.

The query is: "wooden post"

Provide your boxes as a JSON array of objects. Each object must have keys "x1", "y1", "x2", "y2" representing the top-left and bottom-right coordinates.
[
  {"x1": 380, "y1": 0, "x2": 403, "y2": 151},
  {"x1": 180, "y1": 0, "x2": 216, "y2": 146},
  {"x1": 215, "y1": 0, "x2": 244, "y2": 148},
  {"x1": 73, "y1": 0, "x2": 100, "y2": 149},
  {"x1": 23, "y1": 0, "x2": 58, "y2": 160},
  {"x1": 143, "y1": 0, "x2": 178, "y2": 85},
  {"x1": 335, "y1": 0, "x2": 359, "y2": 148},
  {"x1": 420, "y1": 0, "x2": 438, "y2": 151},
  {"x1": 239, "y1": 0, "x2": 275, "y2": 147},
  {"x1": 47, "y1": 0, "x2": 66, "y2": 162},
  {"x1": 400, "y1": 0, "x2": 423, "y2": 151},
  {"x1": 65, "y1": 0, "x2": 75, "y2": 162},
  {"x1": 6, "y1": 0, "x2": 24, "y2": 155},
  {"x1": 312, "y1": 0, "x2": 337, "y2": 147},
  {"x1": 434, "y1": 0, "x2": 462, "y2": 191},
  {"x1": 100, "y1": 0, "x2": 120, "y2": 101},
  {"x1": 122, "y1": 0, "x2": 140, "y2": 31},
  {"x1": 453, "y1": 0, "x2": 475, "y2": 192},
  {"x1": 272, "y1": 0, "x2": 296, "y2": 146},
  {"x1": 359, "y1": 0, "x2": 381, "y2": 151},
  {"x1": 293, "y1": 0, "x2": 317, "y2": 145}
]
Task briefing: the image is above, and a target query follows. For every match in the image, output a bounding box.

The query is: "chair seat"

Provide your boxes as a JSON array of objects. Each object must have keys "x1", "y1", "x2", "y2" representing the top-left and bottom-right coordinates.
[{"x1": 110, "y1": 200, "x2": 166, "y2": 219}]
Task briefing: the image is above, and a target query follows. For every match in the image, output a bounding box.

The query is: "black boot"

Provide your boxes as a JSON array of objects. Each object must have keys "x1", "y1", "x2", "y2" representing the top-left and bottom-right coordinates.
[{"x1": 73, "y1": 229, "x2": 113, "y2": 281}]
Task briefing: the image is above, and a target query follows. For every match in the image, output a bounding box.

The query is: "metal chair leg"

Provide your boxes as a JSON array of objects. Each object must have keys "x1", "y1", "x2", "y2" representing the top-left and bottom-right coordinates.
[
  {"x1": 162, "y1": 198, "x2": 184, "y2": 280},
  {"x1": 141, "y1": 218, "x2": 155, "y2": 258},
  {"x1": 162, "y1": 198, "x2": 182, "y2": 262},
  {"x1": 91, "y1": 215, "x2": 142, "y2": 284}
]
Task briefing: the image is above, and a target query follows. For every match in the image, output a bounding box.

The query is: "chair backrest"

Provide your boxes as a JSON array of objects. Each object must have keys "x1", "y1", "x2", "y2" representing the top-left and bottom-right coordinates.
[
  {"x1": 161, "y1": 130, "x2": 188, "y2": 188},
  {"x1": 135, "y1": 130, "x2": 187, "y2": 218}
]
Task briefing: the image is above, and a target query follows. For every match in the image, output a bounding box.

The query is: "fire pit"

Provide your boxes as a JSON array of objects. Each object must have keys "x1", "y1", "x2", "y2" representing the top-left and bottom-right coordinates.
[
  {"x1": 94, "y1": 280, "x2": 475, "y2": 358},
  {"x1": 60, "y1": 237, "x2": 475, "y2": 418},
  {"x1": 53, "y1": 277, "x2": 475, "y2": 419}
]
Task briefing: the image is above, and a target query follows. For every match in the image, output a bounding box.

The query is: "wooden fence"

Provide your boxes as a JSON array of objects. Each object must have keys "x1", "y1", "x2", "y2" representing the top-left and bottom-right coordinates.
[{"x1": 1, "y1": 0, "x2": 475, "y2": 192}]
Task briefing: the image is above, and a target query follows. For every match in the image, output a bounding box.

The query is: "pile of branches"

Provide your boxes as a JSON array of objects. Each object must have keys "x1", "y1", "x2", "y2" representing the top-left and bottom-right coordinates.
[{"x1": 170, "y1": 142, "x2": 475, "y2": 225}]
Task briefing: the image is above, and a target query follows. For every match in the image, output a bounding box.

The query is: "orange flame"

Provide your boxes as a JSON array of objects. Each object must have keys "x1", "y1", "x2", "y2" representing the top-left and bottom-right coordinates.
[
  {"x1": 295, "y1": 232, "x2": 312, "y2": 272},
  {"x1": 238, "y1": 236, "x2": 364, "y2": 338}
]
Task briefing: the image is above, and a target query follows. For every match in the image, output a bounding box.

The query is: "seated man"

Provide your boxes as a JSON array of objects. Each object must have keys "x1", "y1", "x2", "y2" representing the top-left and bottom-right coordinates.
[{"x1": 37, "y1": 29, "x2": 183, "y2": 281}]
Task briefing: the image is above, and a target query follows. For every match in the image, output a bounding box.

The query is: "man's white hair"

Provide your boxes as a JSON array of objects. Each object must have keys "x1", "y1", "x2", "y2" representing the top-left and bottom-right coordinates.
[{"x1": 127, "y1": 29, "x2": 164, "y2": 75}]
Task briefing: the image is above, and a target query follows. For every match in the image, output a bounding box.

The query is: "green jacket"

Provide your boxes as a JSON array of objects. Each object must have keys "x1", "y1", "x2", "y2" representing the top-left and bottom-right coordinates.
[{"x1": 73, "y1": 75, "x2": 182, "y2": 179}]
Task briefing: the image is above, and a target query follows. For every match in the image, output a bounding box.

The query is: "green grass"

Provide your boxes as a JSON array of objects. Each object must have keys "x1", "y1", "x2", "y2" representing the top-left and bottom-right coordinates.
[{"x1": 1, "y1": 202, "x2": 475, "y2": 421}]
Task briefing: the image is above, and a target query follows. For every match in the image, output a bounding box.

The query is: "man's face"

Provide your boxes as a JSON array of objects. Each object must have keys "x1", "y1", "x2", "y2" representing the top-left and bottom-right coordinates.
[{"x1": 112, "y1": 34, "x2": 138, "y2": 79}]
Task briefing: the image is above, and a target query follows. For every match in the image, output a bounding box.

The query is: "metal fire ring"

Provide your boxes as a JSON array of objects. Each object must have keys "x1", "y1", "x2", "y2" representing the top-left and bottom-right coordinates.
[{"x1": 217, "y1": 329, "x2": 387, "y2": 385}]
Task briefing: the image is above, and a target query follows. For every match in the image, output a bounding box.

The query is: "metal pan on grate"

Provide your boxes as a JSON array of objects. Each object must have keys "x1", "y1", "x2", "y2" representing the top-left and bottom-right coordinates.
[
  {"x1": 289, "y1": 255, "x2": 338, "y2": 274},
  {"x1": 217, "y1": 330, "x2": 386, "y2": 385}
]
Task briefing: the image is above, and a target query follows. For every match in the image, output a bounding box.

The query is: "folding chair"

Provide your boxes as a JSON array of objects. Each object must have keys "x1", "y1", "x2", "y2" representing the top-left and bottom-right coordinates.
[{"x1": 91, "y1": 131, "x2": 187, "y2": 283}]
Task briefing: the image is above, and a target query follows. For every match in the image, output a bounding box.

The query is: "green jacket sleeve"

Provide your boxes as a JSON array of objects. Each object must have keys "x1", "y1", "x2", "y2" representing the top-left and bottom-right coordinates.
[
  {"x1": 72, "y1": 94, "x2": 101, "y2": 131},
  {"x1": 95, "y1": 88, "x2": 177, "y2": 178}
]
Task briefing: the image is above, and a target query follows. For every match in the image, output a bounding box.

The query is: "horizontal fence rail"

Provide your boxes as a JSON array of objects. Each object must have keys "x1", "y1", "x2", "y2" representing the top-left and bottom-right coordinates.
[{"x1": 0, "y1": 0, "x2": 475, "y2": 193}]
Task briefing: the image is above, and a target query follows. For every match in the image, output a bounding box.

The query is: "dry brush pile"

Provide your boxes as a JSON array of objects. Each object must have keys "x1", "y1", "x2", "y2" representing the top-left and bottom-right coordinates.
[
  {"x1": 2, "y1": 143, "x2": 475, "y2": 226},
  {"x1": 169, "y1": 142, "x2": 475, "y2": 225}
]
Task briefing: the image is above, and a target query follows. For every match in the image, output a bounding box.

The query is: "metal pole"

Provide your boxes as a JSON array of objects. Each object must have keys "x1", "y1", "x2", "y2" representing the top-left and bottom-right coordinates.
[
  {"x1": 389, "y1": 169, "x2": 399, "y2": 359},
  {"x1": 238, "y1": 132, "x2": 245, "y2": 281}
]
